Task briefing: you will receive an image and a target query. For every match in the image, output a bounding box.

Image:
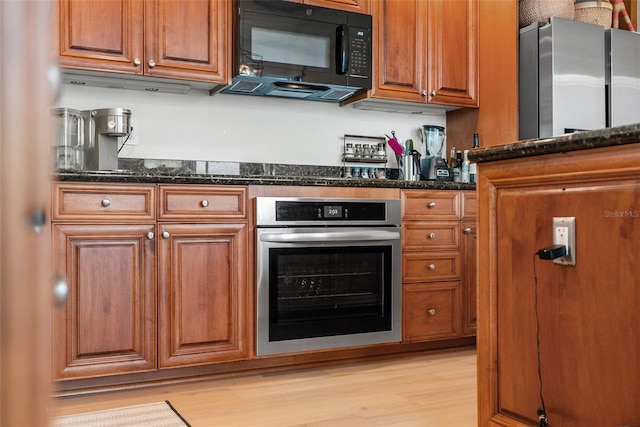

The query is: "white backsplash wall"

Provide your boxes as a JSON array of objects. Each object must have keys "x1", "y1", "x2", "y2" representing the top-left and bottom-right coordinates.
[{"x1": 58, "y1": 84, "x2": 446, "y2": 167}]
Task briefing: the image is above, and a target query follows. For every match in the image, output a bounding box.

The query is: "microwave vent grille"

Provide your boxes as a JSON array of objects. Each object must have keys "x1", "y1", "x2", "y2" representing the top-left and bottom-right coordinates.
[
  {"x1": 321, "y1": 89, "x2": 354, "y2": 101},
  {"x1": 229, "y1": 80, "x2": 263, "y2": 93}
]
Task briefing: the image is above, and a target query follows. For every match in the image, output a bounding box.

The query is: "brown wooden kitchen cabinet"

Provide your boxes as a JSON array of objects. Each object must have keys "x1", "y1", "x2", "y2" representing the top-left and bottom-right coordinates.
[
  {"x1": 370, "y1": 0, "x2": 478, "y2": 108},
  {"x1": 51, "y1": 182, "x2": 249, "y2": 382},
  {"x1": 157, "y1": 185, "x2": 249, "y2": 369},
  {"x1": 55, "y1": 0, "x2": 230, "y2": 84},
  {"x1": 51, "y1": 183, "x2": 157, "y2": 380},
  {"x1": 401, "y1": 189, "x2": 476, "y2": 343},
  {"x1": 477, "y1": 143, "x2": 640, "y2": 426}
]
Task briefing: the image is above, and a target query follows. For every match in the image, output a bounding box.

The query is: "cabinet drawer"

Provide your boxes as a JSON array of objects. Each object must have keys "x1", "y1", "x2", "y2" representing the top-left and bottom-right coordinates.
[
  {"x1": 52, "y1": 183, "x2": 156, "y2": 222},
  {"x1": 402, "y1": 252, "x2": 460, "y2": 282},
  {"x1": 159, "y1": 185, "x2": 247, "y2": 220},
  {"x1": 402, "y1": 222, "x2": 459, "y2": 251},
  {"x1": 402, "y1": 190, "x2": 460, "y2": 220},
  {"x1": 402, "y1": 282, "x2": 461, "y2": 342}
]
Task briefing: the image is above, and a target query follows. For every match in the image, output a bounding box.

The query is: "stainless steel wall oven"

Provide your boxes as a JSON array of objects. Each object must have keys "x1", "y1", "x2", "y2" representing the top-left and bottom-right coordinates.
[{"x1": 255, "y1": 197, "x2": 401, "y2": 356}]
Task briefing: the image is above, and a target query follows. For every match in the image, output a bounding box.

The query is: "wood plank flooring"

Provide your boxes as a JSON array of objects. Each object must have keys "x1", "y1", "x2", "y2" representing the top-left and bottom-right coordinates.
[{"x1": 50, "y1": 349, "x2": 477, "y2": 426}]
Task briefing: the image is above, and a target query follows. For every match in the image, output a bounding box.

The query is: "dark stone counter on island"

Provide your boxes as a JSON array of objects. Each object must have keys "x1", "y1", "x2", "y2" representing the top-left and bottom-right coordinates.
[{"x1": 468, "y1": 123, "x2": 640, "y2": 163}]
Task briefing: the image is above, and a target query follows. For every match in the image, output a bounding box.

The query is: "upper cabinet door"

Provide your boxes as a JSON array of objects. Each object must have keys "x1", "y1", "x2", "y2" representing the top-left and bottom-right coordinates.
[
  {"x1": 427, "y1": 0, "x2": 478, "y2": 107},
  {"x1": 371, "y1": 0, "x2": 427, "y2": 103},
  {"x1": 369, "y1": 0, "x2": 478, "y2": 108},
  {"x1": 303, "y1": 0, "x2": 370, "y2": 13},
  {"x1": 144, "y1": 0, "x2": 230, "y2": 83},
  {"x1": 56, "y1": 0, "x2": 144, "y2": 73}
]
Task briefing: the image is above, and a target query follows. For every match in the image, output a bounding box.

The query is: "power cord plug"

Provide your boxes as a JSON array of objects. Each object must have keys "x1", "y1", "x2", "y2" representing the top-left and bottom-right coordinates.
[
  {"x1": 537, "y1": 408, "x2": 549, "y2": 427},
  {"x1": 537, "y1": 244, "x2": 567, "y2": 260}
]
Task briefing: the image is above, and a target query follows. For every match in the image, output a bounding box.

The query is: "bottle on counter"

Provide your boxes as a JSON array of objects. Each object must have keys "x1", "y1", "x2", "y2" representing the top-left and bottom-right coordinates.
[
  {"x1": 470, "y1": 163, "x2": 477, "y2": 183},
  {"x1": 448, "y1": 146, "x2": 457, "y2": 169},
  {"x1": 461, "y1": 149, "x2": 470, "y2": 183},
  {"x1": 453, "y1": 150, "x2": 462, "y2": 182},
  {"x1": 473, "y1": 133, "x2": 480, "y2": 149}
]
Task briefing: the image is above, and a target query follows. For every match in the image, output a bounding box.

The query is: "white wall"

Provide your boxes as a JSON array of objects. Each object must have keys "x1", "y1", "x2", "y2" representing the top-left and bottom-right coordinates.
[{"x1": 57, "y1": 85, "x2": 446, "y2": 167}]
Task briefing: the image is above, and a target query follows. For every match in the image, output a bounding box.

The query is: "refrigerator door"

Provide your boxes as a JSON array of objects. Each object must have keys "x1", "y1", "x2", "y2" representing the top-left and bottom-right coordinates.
[
  {"x1": 606, "y1": 29, "x2": 640, "y2": 127},
  {"x1": 538, "y1": 17, "x2": 605, "y2": 138}
]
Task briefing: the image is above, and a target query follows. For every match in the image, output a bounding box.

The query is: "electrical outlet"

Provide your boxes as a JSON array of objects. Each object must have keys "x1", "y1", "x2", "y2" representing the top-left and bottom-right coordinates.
[
  {"x1": 126, "y1": 118, "x2": 139, "y2": 146},
  {"x1": 553, "y1": 217, "x2": 576, "y2": 266}
]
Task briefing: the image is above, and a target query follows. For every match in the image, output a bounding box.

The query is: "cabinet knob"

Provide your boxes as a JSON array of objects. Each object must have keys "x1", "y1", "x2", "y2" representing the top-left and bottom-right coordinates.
[
  {"x1": 464, "y1": 227, "x2": 472, "y2": 234},
  {"x1": 31, "y1": 208, "x2": 46, "y2": 234},
  {"x1": 133, "y1": 58, "x2": 141, "y2": 66},
  {"x1": 422, "y1": 90, "x2": 428, "y2": 97},
  {"x1": 162, "y1": 231, "x2": 170, "y2": 239},
  {"x1": 201, "y1": 199, "x2": 209, "y2": 208},
  {"x1": 428, "y1": 308, "x2": 436, "y2": 316},
  {"x1": 148, "y1": 60, "x2": 156, "y2": 68},
  {"x1": 427, "y1": 202, "x2": 436, "y2": 208},
  {"x1": 428, "y1": 263, "x2": 436, "y2": 270},
  {"x1": 428, "y1": 232, "x2": 436, "y2": 239},
  {"x1": 101, "y1": 198, "x2": 111, "y2": 207},
  {"x1": 431, "y1": 91, "x2": 436, "y2": 97},
  {"x1": 52, "y1": 273, "x2": 68, "y2": 307},
  {"x1": 147, "y1": 231, "x2": 155, "y2": 240}
]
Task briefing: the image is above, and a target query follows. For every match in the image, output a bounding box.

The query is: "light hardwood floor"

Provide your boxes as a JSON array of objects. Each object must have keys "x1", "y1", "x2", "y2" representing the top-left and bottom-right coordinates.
[{"x1": 50, "y1": 348, "x2": 477, "y2": 426}]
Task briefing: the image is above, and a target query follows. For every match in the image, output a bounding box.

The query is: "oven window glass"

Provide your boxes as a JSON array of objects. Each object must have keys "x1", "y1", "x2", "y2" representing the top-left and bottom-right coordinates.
[
  {"x1": 252, "y1": 28, "x2": 330, "y2": 68},
  {"x1": 268, "y1": 246, "x2": 392, "y2": 341}
]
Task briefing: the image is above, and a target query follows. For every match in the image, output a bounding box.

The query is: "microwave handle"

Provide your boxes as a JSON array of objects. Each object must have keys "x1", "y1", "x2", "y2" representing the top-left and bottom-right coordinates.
[{"x1": 336, "y1": 25, "x2": 348, "y2": 75}]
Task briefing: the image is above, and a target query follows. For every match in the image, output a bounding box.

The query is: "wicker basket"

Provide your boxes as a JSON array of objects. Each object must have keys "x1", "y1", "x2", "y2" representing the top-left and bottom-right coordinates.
[
  {"x1": 574, "y1": 1, "x2": 613, "y2": 29},
  {"x1": 519, "y1": 0, "x2": 575, "y2": 28}
]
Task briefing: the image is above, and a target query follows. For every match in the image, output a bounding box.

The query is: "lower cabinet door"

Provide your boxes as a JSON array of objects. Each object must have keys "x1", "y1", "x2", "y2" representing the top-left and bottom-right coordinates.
[
  {"x1": 52, "y1": 223, "x2": 157, "y2": 380},
  {"x1": 158, "y1": 223, "x2": 248, "y2": 368},
  {"x1": 402, "y1": 282, "x2": 461, "y2": 342}
]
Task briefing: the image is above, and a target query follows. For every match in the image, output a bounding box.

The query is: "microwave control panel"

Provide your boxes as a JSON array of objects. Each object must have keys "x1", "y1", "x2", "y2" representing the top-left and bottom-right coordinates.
[{"x1": 348, "y1": 27, "x2": 370, "y2": 78}]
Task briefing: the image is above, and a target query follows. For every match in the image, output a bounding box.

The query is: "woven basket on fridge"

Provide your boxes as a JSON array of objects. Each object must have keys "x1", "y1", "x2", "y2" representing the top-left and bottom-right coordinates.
[
  {"x1": 519, "y1": 0, "x2": 575, "y2": 28},
  {"x1": 574, "y1": 1, "x2": 613, "y2": 29}
]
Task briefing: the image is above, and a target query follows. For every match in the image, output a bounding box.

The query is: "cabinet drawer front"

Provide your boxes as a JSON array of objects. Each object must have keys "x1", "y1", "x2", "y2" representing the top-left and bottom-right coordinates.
[
  {"x1": 402, "y1": 282, "x2": 460, "y2": 342},
  {"x1": 403, "y1": 252, "x2": 460, "y2": 282},
  {"x1": 402, "y1": 190, "x2": 460, "y2": 220},
  {"x1": 52, "y1": 183, "x2": 156, "y2": 221},
  {"x1": 159, "y1": 185, "x2": 247, "y2": 220},
  {"x1": 402, "y1": 222, "x2": 459, "y2": 251}
]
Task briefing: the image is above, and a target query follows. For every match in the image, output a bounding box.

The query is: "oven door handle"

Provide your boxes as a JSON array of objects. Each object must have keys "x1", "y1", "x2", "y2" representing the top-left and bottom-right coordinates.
[{"x1": 259, "y1": 230, "x2": 400, "y2": 243}]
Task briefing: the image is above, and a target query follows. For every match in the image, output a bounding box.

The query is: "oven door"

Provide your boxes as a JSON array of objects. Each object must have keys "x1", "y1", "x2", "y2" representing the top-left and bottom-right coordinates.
[{"x1": 256, "y1": 227, "x2": 401, "y2": 356}]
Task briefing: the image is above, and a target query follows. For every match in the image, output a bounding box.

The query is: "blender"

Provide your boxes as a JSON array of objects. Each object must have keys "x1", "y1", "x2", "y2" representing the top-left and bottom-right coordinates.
[
  {"x1": 51, "y1": 108, "x2": 84, "y2": 170},
  {"x1": 420, "y1": 125, "x2": 447, "y2": 180}
]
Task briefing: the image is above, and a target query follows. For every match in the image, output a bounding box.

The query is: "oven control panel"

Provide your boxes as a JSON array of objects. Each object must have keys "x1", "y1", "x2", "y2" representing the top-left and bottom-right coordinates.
[
  {"x1": 277, "y1": 201, "x2": 385, "y2": 221},
  {"x1": 256, "y1": 197, "x2": 401, "y2": 226}
]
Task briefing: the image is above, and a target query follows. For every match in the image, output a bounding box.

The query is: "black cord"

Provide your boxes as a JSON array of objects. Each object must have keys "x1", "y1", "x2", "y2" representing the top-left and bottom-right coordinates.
[
  {"x1": 117, "y1": 127, "x2": 133, "y2": 154},
  {"x1": 533, "y1": 253, "x2": 550, "y2": 427}
]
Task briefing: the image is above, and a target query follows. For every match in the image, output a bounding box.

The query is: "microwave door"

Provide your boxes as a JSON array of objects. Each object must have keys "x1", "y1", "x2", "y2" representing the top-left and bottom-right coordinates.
[{"x1": 240, "y1": 11, "x2": 348, "y2": 86}]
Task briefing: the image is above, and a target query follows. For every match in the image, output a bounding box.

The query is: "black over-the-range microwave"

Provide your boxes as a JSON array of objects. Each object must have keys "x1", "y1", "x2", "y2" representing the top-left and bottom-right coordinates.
[{"x1": 220, "y1": 0, "x2": 372, "y2": 103}]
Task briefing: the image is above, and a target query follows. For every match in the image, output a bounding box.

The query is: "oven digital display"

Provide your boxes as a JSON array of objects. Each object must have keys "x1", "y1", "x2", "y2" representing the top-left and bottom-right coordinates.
[{"x1": 323, "y1": 205, "x2": 342, "y2": 219}]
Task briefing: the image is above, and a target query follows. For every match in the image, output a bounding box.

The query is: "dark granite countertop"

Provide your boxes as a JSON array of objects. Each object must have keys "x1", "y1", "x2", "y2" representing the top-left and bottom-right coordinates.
[
  {"x1": 468, "y1": 123, "x2": 640, "y2": 163},
  {"x1": 55, "y1": 160, "x2": 475, "y2": 191}
]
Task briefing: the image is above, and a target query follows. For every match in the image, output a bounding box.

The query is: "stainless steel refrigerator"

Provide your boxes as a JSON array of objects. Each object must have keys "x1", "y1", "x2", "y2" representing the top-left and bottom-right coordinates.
[
  {"x1": 606, "y1": 28, "x2": 640, "y2": 127},
  {"x1": 519, "y1": 17, "x2": 606, "y2": 140}
]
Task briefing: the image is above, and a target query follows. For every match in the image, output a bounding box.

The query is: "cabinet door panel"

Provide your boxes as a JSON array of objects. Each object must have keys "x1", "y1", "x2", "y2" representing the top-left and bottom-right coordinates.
[
  {"x1": 57, "y1": 0, "x2": 144, "y2": 73},
  {"x1": 427, "y1": 0, "x2": 478, "y2": 107},
  {"x1": 158, "y1": 223, "x2": 248, "y2": 368},
  {"x1": 461, "y1": 221, "x2": 477, "y2": 336},
  {"x1": 52, "y1": 223, "x2": 156, "y2": 380},
  {"x1": 145, "y1": 0, "x2": 229, "y2": 83},
  {"x1": 371, "y1": 0, "x2": 425, "y2": 101}
]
